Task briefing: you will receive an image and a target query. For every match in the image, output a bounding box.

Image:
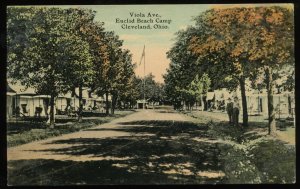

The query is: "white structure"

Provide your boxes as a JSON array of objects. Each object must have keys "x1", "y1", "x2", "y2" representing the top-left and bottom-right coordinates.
[
  {"x1": 9, "y1": 83, "x2": 36, "y2": 117},
  {"x1": 32, "y1": 95, "x2": 50, "y2": 116},
  {"x1": 213, "y1": 87, "x2": 295, "y2": 119},
  {"x1": 56, "y1": 92, "x2": 72, "y2": 112},
  {"x1": 7, "y1": 83, "x2": 112, "y2": 118},
  {"x1": 56, "y1": 87, "x2": 112, "y2": 112},
  {"x1": 136, "y1": 99, "x2": 148, "y2": 109},
  {"x1": 72, "y1": 88, "x2": 111, "y2": 110},
  {"x1": 6, "y1": 85, "x2": 16, "y2": 118}
]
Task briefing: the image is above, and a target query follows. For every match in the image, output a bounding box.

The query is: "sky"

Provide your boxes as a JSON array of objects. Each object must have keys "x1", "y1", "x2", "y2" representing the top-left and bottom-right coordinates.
[
  {"x1": 57, "y1": 4, "x2": 292, "y2": 83},
  {"x1": 72, "y1": 5, "x2": 212, "y2": 83}
]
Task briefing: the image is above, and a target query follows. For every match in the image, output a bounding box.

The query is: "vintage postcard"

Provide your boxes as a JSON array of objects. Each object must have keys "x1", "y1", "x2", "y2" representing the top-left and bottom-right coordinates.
[{"x1": 6, "y1": 4, "x2": 295, "y2": 185}]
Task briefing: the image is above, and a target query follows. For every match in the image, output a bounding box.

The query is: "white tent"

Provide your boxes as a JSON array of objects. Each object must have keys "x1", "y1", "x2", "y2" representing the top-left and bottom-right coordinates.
[
  {"x1": 8, "y1": 83, "x2": 36, "y2": 116},
  {"x1": 7, "y1": 84, "x2": 17, "y2": 118},
  {"x1": 206, "y1": 92, "x2": 215, "y2": 101},
  {"x1": 56, "y1": 92, "x2": 72, "y2": 111}
]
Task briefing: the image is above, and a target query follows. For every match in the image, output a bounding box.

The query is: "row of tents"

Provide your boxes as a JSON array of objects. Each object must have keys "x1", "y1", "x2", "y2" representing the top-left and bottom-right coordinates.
[
  {"x1": 6, "y1": 83, "x2": 112, "y2": 119},
  {"x1": 6, "y1": 83, "x2": 295, "y2": 120},
  {"x1": 205, "y1": 88, "x2": 295, "y2": 118}
]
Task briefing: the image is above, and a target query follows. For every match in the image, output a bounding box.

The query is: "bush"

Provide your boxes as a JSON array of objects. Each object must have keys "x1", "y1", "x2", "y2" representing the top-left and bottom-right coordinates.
[
  {"x1": 248, "y1": 140, "x2": 296, "y2": 183},
  {"x1": 219, "y1": 146, "x2": 261, "y2": 184}
]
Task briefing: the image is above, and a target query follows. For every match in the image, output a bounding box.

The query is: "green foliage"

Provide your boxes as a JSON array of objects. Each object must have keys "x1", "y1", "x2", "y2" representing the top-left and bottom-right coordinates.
[
  {"x1": 7, "y1": 7, "x2": 99, "y2": 124},
  {"x1": 7, "y1": 6, "x2": 138, "y2": 117},
  {"x1": 189, "y1": 73, "x2": 211, "y2": 100},
  {"x1": 166, "y1": 6, "x2": 294, "y2": 128},
  {"x1": 248, "y1": 140, "x2": 296, "y2": 183},
  {"x1": 220, "y1": 147, "x2": 261, "y2": 184},
  {"x1": 134, "y1": 74, "x2": 165, "y2": 103},
  {"x1": 164, "y1": 27, "x2": 200, "y2": 105},
  {"x1": 7, "y1": 7, "x2": 94, "y2": 95},
  {"x1": 86, "y1": 30, "x2": 137, "y2": 113}
]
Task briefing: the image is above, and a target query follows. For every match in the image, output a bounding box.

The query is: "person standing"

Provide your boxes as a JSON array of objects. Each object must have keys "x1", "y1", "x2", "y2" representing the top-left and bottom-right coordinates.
[
  {"x1": 232, "y1": 96, "x2": 240, "y2": 127},
  {"x1": 226, "y1": 98, "x2": 233, "y2": 124}
]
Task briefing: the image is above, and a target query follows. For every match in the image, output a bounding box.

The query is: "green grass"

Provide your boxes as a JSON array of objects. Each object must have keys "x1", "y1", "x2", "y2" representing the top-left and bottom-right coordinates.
[{"x1": 7, "y1": 110, "x2": 135, "y2": 148}]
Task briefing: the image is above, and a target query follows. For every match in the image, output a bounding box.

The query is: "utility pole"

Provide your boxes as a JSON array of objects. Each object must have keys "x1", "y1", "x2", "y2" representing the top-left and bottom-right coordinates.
[{"x1": 139, "y1": 45, "x2": 146, "y2": 110}]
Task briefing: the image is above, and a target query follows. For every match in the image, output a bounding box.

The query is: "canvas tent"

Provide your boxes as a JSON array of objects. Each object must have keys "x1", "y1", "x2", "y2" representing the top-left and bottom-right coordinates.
[
  {"x1": 8, "y1": 83, "x2": 36, "y2": 117},
  {"x1": 56, "y1": 92, "x2": 72, "y2": 113},
  {"x1": 7, "y1": 84, "x2": 16, "y2": 118}
]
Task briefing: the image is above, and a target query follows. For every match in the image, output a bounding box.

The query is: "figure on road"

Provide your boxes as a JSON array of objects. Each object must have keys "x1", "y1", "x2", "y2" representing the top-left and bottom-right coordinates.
[
  {"x1": 226, "y1": 97, "x2": 233, "y2": 124},
  {"x1": 232, "y1": 96, "x2": 240, "y2": 127}
]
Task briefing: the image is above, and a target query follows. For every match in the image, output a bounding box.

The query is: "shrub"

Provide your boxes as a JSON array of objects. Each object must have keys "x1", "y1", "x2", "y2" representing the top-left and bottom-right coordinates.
[
  {"x1": 219, "y1": 146, "x2": 261, "y2": 184},
  {"x1": 248, "y1": 140, "x2": 296, "y2": 183}
]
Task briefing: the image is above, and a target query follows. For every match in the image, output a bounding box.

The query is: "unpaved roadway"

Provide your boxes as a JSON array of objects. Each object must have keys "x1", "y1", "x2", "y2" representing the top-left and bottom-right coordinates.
[{"x1": 8, "y1": 108, "x2": 226, "y2": 185}]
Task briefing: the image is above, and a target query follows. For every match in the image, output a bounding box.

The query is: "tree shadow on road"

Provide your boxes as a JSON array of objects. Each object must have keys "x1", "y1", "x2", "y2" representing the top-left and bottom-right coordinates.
[
  {"x1": 87, "y1": 120, "x2": 209, "y2": 137},
  {"x1": 8, "y1": 120, "x2": 227, "y2": 185}
]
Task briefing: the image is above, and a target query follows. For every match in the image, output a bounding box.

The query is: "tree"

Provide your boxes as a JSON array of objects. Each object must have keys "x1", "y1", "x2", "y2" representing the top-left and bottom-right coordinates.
[
  {"x1": 164, "y1": 63, "x2": 184, "y2": 109},
  {"x1": 189, "y1": 6, "x2": 293, "y2": 132},
  {"x1": 62, "y1": 35, "x2": 94, "y2": 122},
  {"x1": 93, "y1": 32, "x2": 134, "y2": 114},
  {"x1": 123, "y1": 75, "x2": 143, "y2": 109},
  {"x1": 72, "y1": 14, "x2": 105, "y2": 121},
  {"x1": 189, "y1": 8, "x2": 257, "y2": 126},
  {"x1": 189, "y1": 73, "x2": 211, "y2": 110},
  {"x1": 131, "y1": 74, "x2": 165, "y2": 109},
  {"x1": 7, "y1": 7, "x2": 94, "y2": 127},
  {"x1": 164, "y1": 27, "x2": 202, "y2": 110},
  {"x1": 244, "y1": 6, "x2": 294, "y2": 134},
  {"x1": 71, "y1": 14, "x2": 137, "y2": 115},
  {"x1": 110, "y1": 49, "x2": 135, "y2": 114}
]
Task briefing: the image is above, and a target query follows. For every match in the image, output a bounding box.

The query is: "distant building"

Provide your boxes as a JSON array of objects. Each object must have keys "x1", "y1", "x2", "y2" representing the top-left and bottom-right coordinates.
[{"x1": 136, "y1": 99, "x2": 148, "y2": 109}]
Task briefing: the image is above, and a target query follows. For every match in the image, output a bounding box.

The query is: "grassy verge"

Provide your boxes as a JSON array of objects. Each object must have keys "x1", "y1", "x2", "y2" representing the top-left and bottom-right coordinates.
[
  {"x1": 181, "y1": 110, "x2": 296, "y2": 184},
  {"x1": 7, "y1": 110, "x2": 135, "y2": 148}
]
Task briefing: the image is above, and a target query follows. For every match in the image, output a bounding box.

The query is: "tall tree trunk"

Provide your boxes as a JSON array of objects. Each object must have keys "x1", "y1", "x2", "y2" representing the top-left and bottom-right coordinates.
[
  {"x1": 49, "y1": 94, "x2": 55, "y2": 128},
  {"x1": 266, "y1": 67, "x2": 276, "y2": 135},
  {"x1": 111, "y1": 93, "x2": 118, "y2": 115},
  {"x1": 239, "y1": 78, "x2": 248, "y2": 127},
  {"x1": 105, "y1": 91, "x2": 109, "y2": 115},
  {"x1": 78, "y1": 85, "x2": 83, "y2": 122},
  {"x1": 202, "y1": 95, "x2": 207, "y2": 111},
  {"x1": 288, "y1": 95, "x2": 291, "y2": 115}
]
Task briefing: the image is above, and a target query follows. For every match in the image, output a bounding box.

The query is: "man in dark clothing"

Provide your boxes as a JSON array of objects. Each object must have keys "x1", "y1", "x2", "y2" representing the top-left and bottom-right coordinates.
[
  {"x1": 226, "y1": 98, "x2": 233, "y2": 124},
  {"x1": 232, "y1": 96, "x2": 240, "y2": 127}
]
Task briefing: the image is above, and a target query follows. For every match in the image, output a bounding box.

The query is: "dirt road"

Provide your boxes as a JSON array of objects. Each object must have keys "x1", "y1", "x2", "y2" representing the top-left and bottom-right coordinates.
[{"x1": 8, "y1": 108, "x2": 226, "y2": 185}]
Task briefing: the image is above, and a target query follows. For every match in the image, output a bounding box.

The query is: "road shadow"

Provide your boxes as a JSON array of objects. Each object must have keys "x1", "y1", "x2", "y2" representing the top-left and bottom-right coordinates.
[
  {"x1": 8, "y1": 120, "x2": 227, "y2": 185},
  {"x1": 8, "y1": 156, "x2": 224, "y2": 185},
  {"x1": 86, "y1": 120, "x2": 208, "y2": 137},
  {"x1": 156, "y1": 110, "x2": 176, "y2": 113}
]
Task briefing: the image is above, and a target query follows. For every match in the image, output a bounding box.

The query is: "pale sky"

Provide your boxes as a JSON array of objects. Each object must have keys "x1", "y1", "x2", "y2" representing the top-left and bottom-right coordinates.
[
  {"x1": 72, "y1": 5, "x2": 212, "y2": 83},
  {"x1": 55, "y1": 4, "x2": 292, "y2": 83}
]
